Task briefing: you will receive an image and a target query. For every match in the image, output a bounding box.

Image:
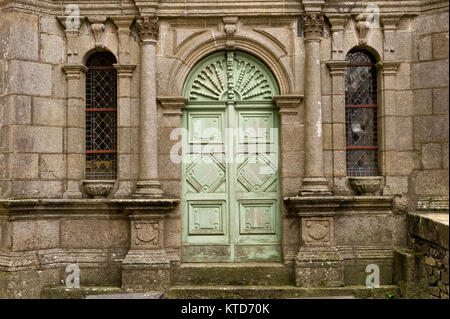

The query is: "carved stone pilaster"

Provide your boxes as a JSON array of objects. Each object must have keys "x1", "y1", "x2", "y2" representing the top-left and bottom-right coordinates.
[
  {"x1": 302, "y1": 13, "x2": 324, "y2": 40},
  {"x1": 136, "y1": 16, "x2": 159, "y2": 42},
  {"x1": 57, "y1": 16, "x2": 86, "y2": 64}
]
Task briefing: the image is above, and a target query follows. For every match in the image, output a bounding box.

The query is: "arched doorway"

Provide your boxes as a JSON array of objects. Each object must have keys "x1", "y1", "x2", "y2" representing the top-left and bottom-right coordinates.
[{"x1": 181, "y1": 51, "x2": 281, "y2": 262}]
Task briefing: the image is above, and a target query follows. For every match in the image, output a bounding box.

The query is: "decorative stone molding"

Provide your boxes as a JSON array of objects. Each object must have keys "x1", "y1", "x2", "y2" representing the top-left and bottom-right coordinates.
[
  {"x1": 272, "y1": 95, "x2": 304, "y2": 116},
  {"x1": 158, "y1": 96, "x2": 187, "y2": 117},
  {"x1": 223, "y1": 16, "x2": 238, "y2": 50},
  {"x1": 348, "y1": 176, "x2": 382, "y2": 196},
  {"x1": 122, "y1": 199, "x2": 179, "y2": 291},
  {"x1": 136, "y1": 16, "x2": 159, "y2": 42},
  {"x1": 381, "y1": 15, "x2": 402, "y2": 59},
  {"x1": 57, "y1": 16, "x2": 86, "y2": 63},
  {"x1": 302, "y1": 13, "x2": 324, "y2": 40},
  {"x1": 326, "y1": 60, "x2": 349, "y2": 75},
  {"x1": 355, "y1": 13, "x2": 371, "y2": 45},
  {"x1": 376, "y1": 61, "x2": 400, "y2": 76},
  {"x1": 301, "y1": 217, "x2": 334, "y2": 246},
  {"x1": 416, "y1": 197, "x2": 449, "y2": 211},
  {"x1": 82, "y1": 180, "x2": 116, "y2": 199},
  {"x1": 62, "y1": 64, "x2": 88, "y2": 79},
  {"x1": 86, "y1": 17, "x2": 107, "y2": 48},
  {"x1": 327, "y1": 15, "x2": 350, "y2": 59},
  {"x1": 113, "y1": 64, "x2": 136, "y2": 77},
  {"x1": 112, "y1": 17, "x2": 134, "y2": 64},
  {"x1": 302, "y1": 0, "x2": 325, "y2": 13}
]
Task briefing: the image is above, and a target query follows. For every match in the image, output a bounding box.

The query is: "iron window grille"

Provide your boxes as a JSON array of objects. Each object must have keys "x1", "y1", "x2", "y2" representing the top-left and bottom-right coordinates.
[
  {"x1": 345, "y1": 50, "x2": 379, "y2": 176},
  {"x1": 85, "y1": 52, "x2": 118, "y2": 180}
]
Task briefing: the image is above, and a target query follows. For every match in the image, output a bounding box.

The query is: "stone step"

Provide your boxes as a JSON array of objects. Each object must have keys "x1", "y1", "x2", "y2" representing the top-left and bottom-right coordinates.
[
  {"x1": 170, "y1": 263, "x2": 294, "y2": 286},
  {"x1": 41, "y1": 286, "x2": 124, "y2": 299},
  {"x1": 166, "y1": 285, "x2": 401, "y2": 299}
]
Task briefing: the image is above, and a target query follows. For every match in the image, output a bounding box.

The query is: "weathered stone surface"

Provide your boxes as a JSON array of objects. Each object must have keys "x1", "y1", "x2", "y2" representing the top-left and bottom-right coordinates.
[
  {"x1": 60, "y1": 219, "x2": 129, "y2": 249},
  {"x1": 413, "y1": 170, "x2": 449, "y2": 196},
  {"x1": 40, "y1": 154, "x2": 65, "y2": 180},
  {"x1": 11, "y1": 220, "x2": 59, "y2": 251},
  {"x1": 412, "y1": 60, "x2": 449, "y2": 89},
  {"x1": 432, "y1": 32, "x2": 449, "y2": 59},
  {"x1": 421, "y1": 143, "x2": 442, "y2": 169},
  {"x1": 40, "y1": 34, "x2": 64, "y2": 64},
  {"x1": 433, "y1": 87, "x2": 449, "y2": 115},
  {"x1": 11, "y1": 181, "x2": 63, "y2": 198},
  {"x1": 13, "y1": 126, "x2": 63, "y2": 153},
  {"x1": 413, "y1": 89, "x2": 432, "y2": 115},
  {"x1": 12, "y1": 153, "x2": 39, "y2": 179},
  {"x1": 32, "y1": 97, "x2": 65, "y2": 126},
  {"x1": 6, "y1": 60, "x2": 52, "y2": 96}
]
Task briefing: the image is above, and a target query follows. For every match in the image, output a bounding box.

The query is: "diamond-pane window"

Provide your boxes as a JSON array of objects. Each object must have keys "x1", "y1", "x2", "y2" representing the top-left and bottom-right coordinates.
[
  {"x1": 85, "y1": 52, "x2": 117, "y2": 180},
  {"x1": 345, "y1": 50, "x2": 379, "y2": 176}
]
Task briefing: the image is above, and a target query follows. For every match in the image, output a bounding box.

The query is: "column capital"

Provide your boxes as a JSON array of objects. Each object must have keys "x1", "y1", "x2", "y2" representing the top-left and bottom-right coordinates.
[
  {"x1": 136, "y1": 16, "x2": 159, "y2": 43},
  {"x1": 326, "y1": 60, "x2": 349, "y2": 76},
  {"x1": 158, "y1": 96, "x2": 187, "y2": 117},
  {"x1": 62, "y1": 64, "x2": 88, "y2": 79},
  {"x1": 326, "y1": 15, "x2": 350, "y2": 31},
  {"x1": 302, "y1": 13, "x2": 324, "y2": 41},
  {"x1": 376, "y1": 61, "x2": 400, "y2": 75},
  {"x1": 113, "y1": 64, "x2": 136, "y2": 77},
  {"x1": 273, "y1": 95, "x2": 304, "y2": 115}
]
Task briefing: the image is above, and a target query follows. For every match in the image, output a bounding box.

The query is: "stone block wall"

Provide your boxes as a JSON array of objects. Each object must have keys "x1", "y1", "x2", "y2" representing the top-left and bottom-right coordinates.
[
  {"x1": 407, "y1": 212, "x2": 449, "y2": 299},
  {"x1": 0, "y1": 12, "x2": 67, "y2": 199},
  {"x1": 411, "y1": 7, "x2": 449, "y2": 202}
]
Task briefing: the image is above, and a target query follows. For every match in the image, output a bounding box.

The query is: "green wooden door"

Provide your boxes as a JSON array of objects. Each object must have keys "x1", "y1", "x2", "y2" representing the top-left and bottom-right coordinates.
[{"x1": 181, "y1": 51, "x2": 281, "y2": 262}]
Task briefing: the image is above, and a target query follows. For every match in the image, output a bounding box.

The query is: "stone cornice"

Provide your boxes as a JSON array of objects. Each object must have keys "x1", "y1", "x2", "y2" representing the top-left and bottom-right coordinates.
[
  {"x1": 376, "y1": 61, "x2": 401, "y2": 75},
  {"x1": 326, "y1": 60, "x2": 349, "y2": 75},
  {"x1": 62, "y1": 64, "x2": 88, "y2": 79},
  {"x1": 273, "y1": 95, "x2": 304, "y2": 116},
  {"x1": 157, "y1": 96, "x2": 187, "y2": 117},
  {"x1": 284, "y1": 196, "x2": 394, "y2": 215},
  {"x1": 0, "y1": 198, "x2": 180, "y2": 216},
  {"x1": 113, "y1": 64, "x2": 136, "y2": 77}
]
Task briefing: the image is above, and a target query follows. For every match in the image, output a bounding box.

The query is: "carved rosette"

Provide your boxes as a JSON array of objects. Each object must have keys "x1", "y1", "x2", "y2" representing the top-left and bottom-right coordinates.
[
  {"x1": 136, "y1": 16, "x2": 159, "y2": 42},
  {"x1": 302, "y1": 13, "x2": 324, "y2": 40},
  {"x1": 131, "y1": 219, "x2": 163, "y2": 249}
]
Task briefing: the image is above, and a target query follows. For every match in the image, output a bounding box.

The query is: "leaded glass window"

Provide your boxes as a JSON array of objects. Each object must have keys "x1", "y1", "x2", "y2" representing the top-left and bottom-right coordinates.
[
  {"x1": 85, "y1": 52, "x2": 117, "y2": 180},
  {"x1": 345, "y1": 50, "x2": 379, "y2": 176}
]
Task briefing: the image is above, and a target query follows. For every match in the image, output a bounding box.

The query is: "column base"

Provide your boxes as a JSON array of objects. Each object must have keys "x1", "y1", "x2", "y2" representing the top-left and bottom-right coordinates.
[
  {"x1": 299, "y1": 177, "x2": 332, "y2": 196},
  {"x1": 121, "y1": 249, "x2": 171, "y2": 291},
  {"x1": 133, "y1": 180, "x2": 164, "y2": 198},
  {"x1": 295, "y1": 246, "x2": 344, "y2": 287}
]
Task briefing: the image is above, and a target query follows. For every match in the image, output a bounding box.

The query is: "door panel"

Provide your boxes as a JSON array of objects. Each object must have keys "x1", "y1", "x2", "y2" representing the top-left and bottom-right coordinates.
[{"x1": 182, "y1": 51, "x2": 281, "y2": 262}]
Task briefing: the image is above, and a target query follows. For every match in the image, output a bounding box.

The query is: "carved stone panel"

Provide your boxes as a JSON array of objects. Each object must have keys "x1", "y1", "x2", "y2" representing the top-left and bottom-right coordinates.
[
  {"x1": 131, "y1": 220, "x2": 163, "y2": 249},
  {"x1": 301, "y1": 217, "x2": 334, "y2": 246}
]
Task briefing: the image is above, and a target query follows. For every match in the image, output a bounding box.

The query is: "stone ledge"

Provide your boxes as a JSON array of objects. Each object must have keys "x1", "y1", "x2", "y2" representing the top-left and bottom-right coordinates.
[
  {"x1": 408, "y1": 212, "x2": 449, "y2": 250},
  {"x1": 284, "y1": 196, "x2": 393, "y2": 215},
  {"x1": 0, "y1": 198, "x2": 180, "y2": 214}
]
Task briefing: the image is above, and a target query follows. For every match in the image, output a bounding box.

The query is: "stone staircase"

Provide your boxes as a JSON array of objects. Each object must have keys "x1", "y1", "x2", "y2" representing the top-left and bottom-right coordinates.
[
  {"x1": 41, "y1": 263, "x2": 401, "y2": 299},
  {"x1": 165, "y1": 263, "x2": 400, "y2": 299}
]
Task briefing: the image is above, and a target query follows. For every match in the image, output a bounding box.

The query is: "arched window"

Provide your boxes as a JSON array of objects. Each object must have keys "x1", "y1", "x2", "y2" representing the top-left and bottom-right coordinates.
[
  {"x1": 85, "y1": 52, "x2": 117, "y2": 180},
  {"x1": 345, "y1": 49, "x2": 378, "y2": 176}
]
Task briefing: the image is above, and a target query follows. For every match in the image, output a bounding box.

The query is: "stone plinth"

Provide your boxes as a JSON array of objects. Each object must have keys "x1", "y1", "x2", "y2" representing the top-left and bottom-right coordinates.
[
  {"x1": 284, "y1": 196, "x2": 394, "y2": 288},
  {"x1": 121, "y1": 198, "x2": 179, "y2": 291}
]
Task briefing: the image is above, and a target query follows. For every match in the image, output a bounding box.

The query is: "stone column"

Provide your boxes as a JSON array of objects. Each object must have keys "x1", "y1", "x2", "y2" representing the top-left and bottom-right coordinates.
[
  {"x1": 299, "y1": 13, "x2": 331, "y2": 196},
  {"x1": 62, "y1": 64, "x2": 88, "y2": 198},
  {"x1": 133, "y1": 16, "x2": 164, "y2": 198}
]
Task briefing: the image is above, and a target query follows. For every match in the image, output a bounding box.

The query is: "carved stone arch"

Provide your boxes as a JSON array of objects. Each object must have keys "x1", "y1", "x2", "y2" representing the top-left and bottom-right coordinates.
[
  {"x1": 168, "y1": 33, "x2": 292, "y2": 97},
  {"x1": 344, "y1": 45, "x2": 381, "y2": 64},
  {"x1": 82, "y1": 47, "x2": 119, "y2": 66},
  {"x1": 183, "y1": 50, "x2": 280, "y2": 101}
]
